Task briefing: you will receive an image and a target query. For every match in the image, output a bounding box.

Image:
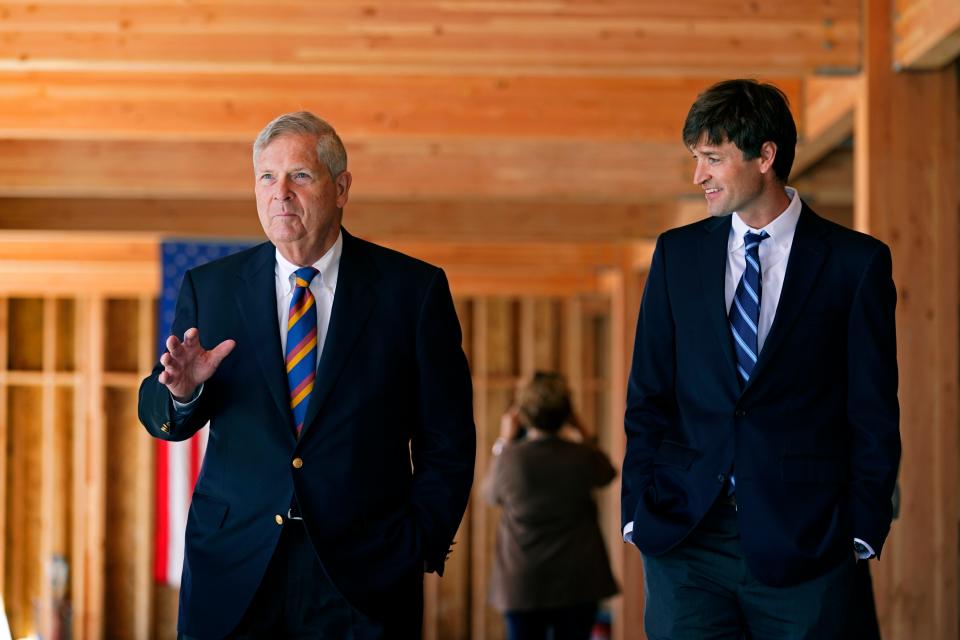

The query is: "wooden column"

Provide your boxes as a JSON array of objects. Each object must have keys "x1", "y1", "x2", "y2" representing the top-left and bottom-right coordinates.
[
  {"x1": 601, "y1": 243, "x2": 650, "y2": 640},
  {"x1": 856, "y1": 2, "x2": 959, "y2": 637},
  {"x1": 0, "y1": 299, "x2": 7, "y2": 607},
  {"x1": 77, "y1": 296, "x2": 106, "y2": 640},
  {"x1": 134, "y1": 295, "x2": 156, "y2": 639}
]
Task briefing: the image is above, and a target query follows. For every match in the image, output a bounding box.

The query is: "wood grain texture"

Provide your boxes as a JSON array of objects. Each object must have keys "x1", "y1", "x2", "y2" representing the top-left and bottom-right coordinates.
[{"x1": 857, "y1": 4, "x2": 958, "y2": 636}]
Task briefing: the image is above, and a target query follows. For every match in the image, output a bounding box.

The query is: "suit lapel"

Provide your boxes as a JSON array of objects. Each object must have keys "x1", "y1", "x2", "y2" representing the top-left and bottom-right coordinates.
[
  {"x1": 698, "y1": 215, "x2": 740, "y2": 384},
  {"x1": 233, "y1": 242, "x2": 295, "y2": 436},
  {"x1": 748, "y1": 204, "x2": 828, "y2": 388},
  {"x1": 299, "y1": 229, "x2": 377, "y2": 439}
]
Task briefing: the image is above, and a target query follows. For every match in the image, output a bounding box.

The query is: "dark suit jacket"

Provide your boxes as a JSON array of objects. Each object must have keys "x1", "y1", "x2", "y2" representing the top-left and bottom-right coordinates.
[
  {"x1": 621, "y1": 204, "x2": 900, "y2": 587},
  {"x1": 139, "y1": 229, "x2": 476, "y2": 638}
]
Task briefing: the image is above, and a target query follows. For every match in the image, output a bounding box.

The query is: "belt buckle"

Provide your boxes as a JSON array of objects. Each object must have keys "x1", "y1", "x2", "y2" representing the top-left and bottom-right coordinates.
[
  {"x1": 287, "y1": 507, "x2": 304, "y2": 521},
  {"x1": 719, "y1": 492, "x2": 738, "y2": 510}
]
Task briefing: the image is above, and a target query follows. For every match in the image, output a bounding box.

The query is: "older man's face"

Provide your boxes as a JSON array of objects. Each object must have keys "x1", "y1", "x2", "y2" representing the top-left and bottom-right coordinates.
[{"x1": 254, "y1": 133, "x2": 351, "y2": 263}]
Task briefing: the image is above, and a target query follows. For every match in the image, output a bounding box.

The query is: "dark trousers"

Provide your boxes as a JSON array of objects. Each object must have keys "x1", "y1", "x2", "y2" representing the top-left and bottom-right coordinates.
[
  {"x1": 227, "y1": 521, "x2": 385, "y2": 640},
  {"x1": 845, "y1": 561, "x2": 882, "y2": 640},
  {"x1": 642, "y1": 499, "x2": 856, "y2": 640},
  {"x1": 504, "y1": 603, "x2": 597, "y2": 640}
]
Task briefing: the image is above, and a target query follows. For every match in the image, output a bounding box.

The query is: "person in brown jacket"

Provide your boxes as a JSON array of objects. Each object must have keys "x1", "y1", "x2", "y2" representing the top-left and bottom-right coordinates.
[{"x1": 484, "y1": 371, "x2": 619, "y2": 640}]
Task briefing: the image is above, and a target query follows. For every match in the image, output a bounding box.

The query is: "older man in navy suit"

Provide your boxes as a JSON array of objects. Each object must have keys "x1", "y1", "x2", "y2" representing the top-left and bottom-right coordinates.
[
  {"x1": 621, "y1": 80, "x2": 900, "y2": 639},
  {"x1": 139, "y1": 112, "x2": 476, "y2": 639}
]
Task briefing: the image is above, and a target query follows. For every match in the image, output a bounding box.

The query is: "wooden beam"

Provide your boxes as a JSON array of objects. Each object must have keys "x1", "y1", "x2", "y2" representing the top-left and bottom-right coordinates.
[
  {"x1": 0, "y1": 299, "x2": 7, "y2": 609},
  {"x1": 857, "y1": 1, "x2": 959, "y2": 637},
  {"x1": 0, "y1": 2, "x2": 858, "y2": 75},
  {"x1": 0, "y1": 232, "x2": 159, "y2": 296},
  {"x1": 37, "y1": 297, "x2": 57, "y2": 639},
  {"x1": 0, "y1": 137, "x2": 693, "y2": 200},
  {"x1": 793, "y1": 146, "x2": 854, "y2": 207},
  {"x1": 600, "y1": 261, "x2": 647, "y2": 640},
  {"x1": 793, "y1": 75, "x2": 857, "y2": 176},
  {"x1": 0, "y1": 72, "x2": 793, "y2": 143},
  {"x1": 135, "y1": 296, "x2": 156, "y2": 640},
  {"x1": 0, "y1": 231, "x2": 647, "y2": 298},
  {"x1": 80, "y1": 296, "x2": 107, "y2": 640},
  {"x1": 0, "y1": 196, "x2": 713, "y2": 243},
  {"x1": 894, "y1": 0, "x2": 960, "y2": 69}
]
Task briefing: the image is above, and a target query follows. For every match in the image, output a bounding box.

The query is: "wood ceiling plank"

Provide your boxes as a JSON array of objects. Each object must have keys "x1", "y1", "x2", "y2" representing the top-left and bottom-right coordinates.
[
  {"x1": 0, "y1": 1, "x2": 859, "y2": 74},
  {"x1": 0, "y1": 230, "x2": 642, "y2": 297},
  {"x1": 793, "y1": 74, "x2": 856, "y2": 175},
  {"x1": 0, "y1": 197, "x2": 698, "y2": 242},
  {"x1": 0, "y1": 137, "x2": 695, "y2": 200},
  {"x1": 894, "y1": 0, "x2": 960, "y2": 69},
  {"x1": 0, "y1": 72, "x2": 800, "y2": 142}
]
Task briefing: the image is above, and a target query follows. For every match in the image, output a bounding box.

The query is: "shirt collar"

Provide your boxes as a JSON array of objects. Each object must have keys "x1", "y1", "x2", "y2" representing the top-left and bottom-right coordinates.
[
  {"x1": 730, "y1": 187, "x2": 802, "y2": 252},
  {"x1": 275, "y1": 230, "x2": 343, "y2": 295}
]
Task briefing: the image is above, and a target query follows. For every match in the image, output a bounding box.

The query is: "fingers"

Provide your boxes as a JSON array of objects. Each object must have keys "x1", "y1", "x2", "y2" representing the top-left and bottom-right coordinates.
[
  {"x1": 159, "y1": 329, "x2": 198, "y2": 390},
  {"x1": 158, "y1": 350, "x2": 183, "y2": 387},
  {"x1": 165, "y1": 328, "x2": 202, "y2": 359},
  {"x1": 158, "y1": 329, "x2": 234, "y2": 393},
  {"x1": 207, "y1": 339, "x2": 237, "y2": 368},
  {"x1": 165, "y1": 334, "x2": 183, "y2": 357},
  {"x1": 182, "y1": 327, "x2": 200, "y2": 349}
]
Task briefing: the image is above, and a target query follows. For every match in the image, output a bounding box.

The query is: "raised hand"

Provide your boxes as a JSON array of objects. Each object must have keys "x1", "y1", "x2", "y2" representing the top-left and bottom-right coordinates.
[
  {"x1": 158, "y1": 328, "x2": 236, "y2": 402},
  {"x1": 499, "y1": 406, "x2": 522, "y2": 442}
]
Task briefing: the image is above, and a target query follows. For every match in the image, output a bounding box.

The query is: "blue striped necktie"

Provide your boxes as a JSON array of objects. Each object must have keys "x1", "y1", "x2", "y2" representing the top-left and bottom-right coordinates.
[
  {"x1": 730, "y1": 231, "x2": 769, "y2": 388},
  {"x1": 286, "y1": 266, "x2": 319, "y2": 435}
]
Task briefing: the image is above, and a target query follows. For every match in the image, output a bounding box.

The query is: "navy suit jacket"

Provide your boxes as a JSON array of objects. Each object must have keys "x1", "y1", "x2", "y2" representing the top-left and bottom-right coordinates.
[
  {"x1": 139, "y1": 229, "x2": 476, "y2": 638},
  {"x1": 621, "y1": 204, "x2": 900, "y2": 587}
]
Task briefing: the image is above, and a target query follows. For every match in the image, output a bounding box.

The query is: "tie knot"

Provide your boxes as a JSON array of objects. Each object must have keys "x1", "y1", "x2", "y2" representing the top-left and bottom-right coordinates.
[
  {"x1": 293, "y1": 266, "x2": 319, "y2": 288},
  {"x1": 743, "y1": 231, "x2": 769, "y2": 256}
]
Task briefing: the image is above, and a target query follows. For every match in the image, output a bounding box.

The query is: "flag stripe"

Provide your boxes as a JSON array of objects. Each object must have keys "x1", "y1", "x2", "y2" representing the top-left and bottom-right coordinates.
[
  {"x1": 153, "y1": 440, "x2": 170, "y2": 583},
  {"x1": 156, "y1": 240, "x2": 251, "y2": 585}
]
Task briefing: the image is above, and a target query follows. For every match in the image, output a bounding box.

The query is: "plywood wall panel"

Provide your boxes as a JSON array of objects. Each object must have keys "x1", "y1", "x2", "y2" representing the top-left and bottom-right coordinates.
[
  {"x1": 103, "y1": 386, "x2": 146, "y2": 640},
  {"x1": 104, "y1": 299, "x2": 141, "y2": 374},
  {"x1": 55, "y1": 298, "x2": 76, "y2": 372},
  {"x1": 8, "y1": 298, "x2": 43, "y2": 371},
  {"x1": 5, "y1": 385, "x2": 43, "y2": 637}
]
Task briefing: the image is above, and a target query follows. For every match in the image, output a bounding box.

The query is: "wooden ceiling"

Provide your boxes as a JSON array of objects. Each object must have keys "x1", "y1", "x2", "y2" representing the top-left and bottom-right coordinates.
[{"x1": 0, "y1": 0, "x2": 953, "y2": 242}]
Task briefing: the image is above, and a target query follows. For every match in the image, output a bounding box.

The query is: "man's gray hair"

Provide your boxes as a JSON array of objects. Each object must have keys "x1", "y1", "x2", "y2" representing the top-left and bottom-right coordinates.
[{"x1": 252, "y1": 111, "x2": 348, "y2": 179}]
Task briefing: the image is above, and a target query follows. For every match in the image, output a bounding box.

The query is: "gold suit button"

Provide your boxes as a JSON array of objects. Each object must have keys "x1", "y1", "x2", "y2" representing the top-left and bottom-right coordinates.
[
  {"x1": 292, "y1": 457, "x2": 303, "y2": 469},
  {"x1": 275, "y1": 514, "x2": 283, "y2": 525},
  {"x1": 160, "y1": 422, "x2": 171, "y2": 433}
]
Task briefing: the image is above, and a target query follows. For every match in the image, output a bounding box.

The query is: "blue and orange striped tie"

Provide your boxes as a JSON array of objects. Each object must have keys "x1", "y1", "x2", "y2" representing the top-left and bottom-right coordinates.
[{"x1": 286, "y1": 266, "x2": 319, "y2": 435}]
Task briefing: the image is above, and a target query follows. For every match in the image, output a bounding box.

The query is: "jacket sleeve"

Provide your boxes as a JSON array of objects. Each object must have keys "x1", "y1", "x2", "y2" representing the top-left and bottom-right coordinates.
[
  {"x1": 846, "y1": 243, "x2": 901, "y2": 556},
  {"x1": 138, "y1": 269, "x2": 214, "y2": 442},
  {"x1": 622, "y1": 235, "x2": 677, "y2": 530},
  {"x1": 410, "y1": 268, "x2": 477, "y2": 574}
]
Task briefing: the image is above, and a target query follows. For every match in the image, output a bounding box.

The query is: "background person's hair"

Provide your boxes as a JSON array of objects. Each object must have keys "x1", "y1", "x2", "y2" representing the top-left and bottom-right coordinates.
[
  {"x1": 253, "y1": 111, "x2": 348, "y2": 179},
  {"x1": 517, "y1": 371, "x2": 573, "y2": 434},
  {"x1": 682, "y1": 79, "x2": 797, "y2": 183}
]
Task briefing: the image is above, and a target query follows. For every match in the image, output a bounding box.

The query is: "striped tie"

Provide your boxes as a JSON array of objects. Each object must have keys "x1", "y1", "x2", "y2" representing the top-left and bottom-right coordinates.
[
  {"x1": 729, "y1": 231, "x2": 769, "y2": 388},
  {"x1": 286, "y1": 266, "x2": 319, "y2": 435}
]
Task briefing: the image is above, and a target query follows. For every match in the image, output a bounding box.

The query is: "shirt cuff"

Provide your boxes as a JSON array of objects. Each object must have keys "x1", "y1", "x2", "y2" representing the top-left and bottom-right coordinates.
[
  {"x1": 854, "y1": 537, "x2": 876, "y2": 560},
  {"x1": 171, "y1": 383, "x2": 203, "y2": 417},
  {"x1": 623, "y1": 521, "x2": 634, "y2": 543}
]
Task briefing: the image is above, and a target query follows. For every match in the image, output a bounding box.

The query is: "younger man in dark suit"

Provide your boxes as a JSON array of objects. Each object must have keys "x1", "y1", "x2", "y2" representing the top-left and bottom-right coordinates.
[
  {"x1": 139, "y1": 112, "x2": 476, "y2": 638},
  {"x1": 621, "y1": 80, "x2": 900, "y2": 639}
]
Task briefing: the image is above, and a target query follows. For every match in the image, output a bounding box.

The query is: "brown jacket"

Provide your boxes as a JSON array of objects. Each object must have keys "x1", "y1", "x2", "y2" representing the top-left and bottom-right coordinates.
[{"x1": 484, "y1": 436, "x2": 619, "y2": 612}]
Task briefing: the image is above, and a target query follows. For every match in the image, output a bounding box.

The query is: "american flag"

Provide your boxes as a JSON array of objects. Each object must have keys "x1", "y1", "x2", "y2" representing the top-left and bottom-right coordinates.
[{"x1": 155, "y1": 240, "x2": 252, "y2": 585}]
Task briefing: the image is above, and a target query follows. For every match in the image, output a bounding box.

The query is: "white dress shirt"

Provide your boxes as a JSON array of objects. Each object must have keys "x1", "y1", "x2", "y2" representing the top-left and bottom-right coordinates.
[
  {"x1": 274, "y1": 231, "x2": 341, "y2": 358},
  {"x1": 171, "y1": 231, "x2": 342, "y2": 412},
  {"x1": 725, "y1": 187, "x2": 802, "y2": 352}
]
